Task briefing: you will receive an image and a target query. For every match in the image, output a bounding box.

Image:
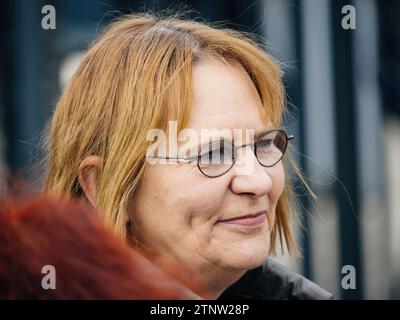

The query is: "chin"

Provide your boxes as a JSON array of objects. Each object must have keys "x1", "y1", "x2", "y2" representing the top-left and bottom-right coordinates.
[{"x1": 219, "y1": 238, "x2": 270, "y2": 271}]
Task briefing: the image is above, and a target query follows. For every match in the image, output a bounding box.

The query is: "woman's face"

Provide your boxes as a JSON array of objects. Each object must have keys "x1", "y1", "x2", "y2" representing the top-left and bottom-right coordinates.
[{"x1": 131, "y1": 59, "x2": 285, "y2": 276}]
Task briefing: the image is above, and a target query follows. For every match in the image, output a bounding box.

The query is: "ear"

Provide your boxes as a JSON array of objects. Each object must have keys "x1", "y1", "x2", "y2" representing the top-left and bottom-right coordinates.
[{"x1": 78, "y1": 156, "x2": 103, "y2": 207}]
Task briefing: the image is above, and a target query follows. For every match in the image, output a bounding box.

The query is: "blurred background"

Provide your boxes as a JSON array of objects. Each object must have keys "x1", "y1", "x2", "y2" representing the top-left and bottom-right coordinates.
[{"x1": 0, "y1": 0, "x2": 399, "y2": 299}]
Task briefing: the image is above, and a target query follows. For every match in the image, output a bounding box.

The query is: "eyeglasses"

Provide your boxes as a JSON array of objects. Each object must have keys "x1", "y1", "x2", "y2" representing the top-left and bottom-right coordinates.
[{"x1": 148, "y1": 129, "x2": 294, "y2": 178}]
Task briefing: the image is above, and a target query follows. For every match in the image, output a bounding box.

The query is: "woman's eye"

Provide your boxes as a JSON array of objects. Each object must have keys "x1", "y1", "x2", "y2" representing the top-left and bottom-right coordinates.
[
  {"x1": 206, "y1": 148, "x2": 223, "y2": 161},
  {"x1": 258, "y1": 139, "x2": 273, "y2": 149},
  {"x1": 199, "y1": 147, "x2": 229, "y2": 164}
]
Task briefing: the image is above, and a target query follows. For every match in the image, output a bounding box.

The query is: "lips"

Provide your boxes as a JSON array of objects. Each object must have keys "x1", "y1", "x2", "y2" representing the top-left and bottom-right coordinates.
[{"x1": 218, "y1": 211, "x2": 267, "y2": 227}]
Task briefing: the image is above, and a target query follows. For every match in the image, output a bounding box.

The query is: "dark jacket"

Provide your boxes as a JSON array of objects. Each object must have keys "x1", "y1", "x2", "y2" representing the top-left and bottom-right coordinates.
[{"x1": 218, "y1": 258, "x2": 334, "y2": 300}]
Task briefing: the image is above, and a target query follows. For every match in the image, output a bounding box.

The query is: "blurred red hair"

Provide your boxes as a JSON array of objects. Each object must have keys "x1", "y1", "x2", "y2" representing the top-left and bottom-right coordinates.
[{"x1": 0, "y1": 196, "x2": 200, "y2": 299}]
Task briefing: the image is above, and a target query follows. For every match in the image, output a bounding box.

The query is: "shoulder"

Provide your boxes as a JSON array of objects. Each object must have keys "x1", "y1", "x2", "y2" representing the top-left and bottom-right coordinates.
[{"x1": 219, "y1": 258, "x2": 334, "y2": 300}]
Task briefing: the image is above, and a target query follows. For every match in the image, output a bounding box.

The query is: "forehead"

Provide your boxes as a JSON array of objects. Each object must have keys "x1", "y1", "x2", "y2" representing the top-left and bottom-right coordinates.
[{"x1": 188, "y1": 58, "x2": 271, "y2": 134}]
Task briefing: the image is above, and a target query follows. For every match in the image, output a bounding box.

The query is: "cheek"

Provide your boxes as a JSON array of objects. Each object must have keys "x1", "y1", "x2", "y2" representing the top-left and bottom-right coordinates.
[
  {"x1": 133, "y1": 165, "x2": 227, "y2": 234},
  {"x1": 173, "y1": 180, "x2": 229, "y2": 225},
  {"x1": 131, "y1": 170, "x2": 230, "y2": 258}
]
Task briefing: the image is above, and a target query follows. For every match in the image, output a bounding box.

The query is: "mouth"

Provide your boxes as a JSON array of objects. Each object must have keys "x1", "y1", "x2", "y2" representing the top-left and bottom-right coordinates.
[{"x1": 217, "y1": 211, "x2": 267, "y2": 227}]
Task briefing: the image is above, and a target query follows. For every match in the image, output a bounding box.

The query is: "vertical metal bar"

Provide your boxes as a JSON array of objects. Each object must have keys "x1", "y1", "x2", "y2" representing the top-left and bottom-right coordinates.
[
  {"x1": 353, "y1": 0, "x2": 388, "y2": 299},
  {"x1": 5, "y1": 0, "x2": 43, "y2": 173},
  {"x1": 293, "y1": 0, "x2": 312, "y2": 280},
  {"x1": 331, "y1": 0, "x2": 363, "y2": 300}
]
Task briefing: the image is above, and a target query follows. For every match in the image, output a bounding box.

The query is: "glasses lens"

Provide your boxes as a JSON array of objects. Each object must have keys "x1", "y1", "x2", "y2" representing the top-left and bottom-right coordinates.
[
  {"x1": 256, "y1": 130, "x2": 288, "y2": 167},
  {"x1": 198, "y1": 140, "x2": 234, "y2": 177}
]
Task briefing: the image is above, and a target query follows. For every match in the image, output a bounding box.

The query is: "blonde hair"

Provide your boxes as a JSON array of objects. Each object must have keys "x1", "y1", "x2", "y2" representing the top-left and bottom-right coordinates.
[{"x1": 44, "y1": 12, "x2": 299, "y2": 255}]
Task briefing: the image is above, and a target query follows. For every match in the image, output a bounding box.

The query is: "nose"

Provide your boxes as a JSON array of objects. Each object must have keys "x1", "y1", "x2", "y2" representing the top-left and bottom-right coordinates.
[{"x1": 229, "y1": 145, "x2": 273, "y2": 197}]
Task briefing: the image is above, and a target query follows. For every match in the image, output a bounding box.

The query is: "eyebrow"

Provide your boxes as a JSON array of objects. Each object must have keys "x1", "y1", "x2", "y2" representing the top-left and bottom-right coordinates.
[{"x1": 201, "y1": 126, "x2": 277, "y2": 147}]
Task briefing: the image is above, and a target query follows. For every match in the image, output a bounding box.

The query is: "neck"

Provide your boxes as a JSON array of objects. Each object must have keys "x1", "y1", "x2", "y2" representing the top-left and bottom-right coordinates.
[
  {"x1": 135, "y1": 247, "x2": 247, "y2": 299},
  {"x1": 194, "y1": 266, "x2": 246, "y2": 299}
]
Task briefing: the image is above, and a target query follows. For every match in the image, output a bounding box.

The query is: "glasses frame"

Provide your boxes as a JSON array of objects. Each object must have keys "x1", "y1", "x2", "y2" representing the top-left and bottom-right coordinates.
[{"x1": 148, "y1": 129, "x2": 294, "y2": 178}]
